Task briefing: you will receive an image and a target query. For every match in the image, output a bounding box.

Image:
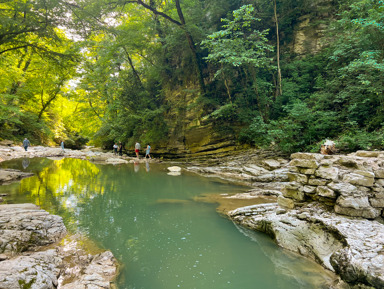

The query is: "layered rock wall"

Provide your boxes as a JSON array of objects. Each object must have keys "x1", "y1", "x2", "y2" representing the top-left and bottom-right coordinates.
[{"x1": 279, "y1": 151, "x2": 384, "y2": 219}]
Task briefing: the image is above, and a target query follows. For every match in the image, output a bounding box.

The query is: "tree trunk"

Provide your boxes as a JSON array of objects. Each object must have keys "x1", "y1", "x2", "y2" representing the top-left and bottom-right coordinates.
[
  {"x1": 136, "y1": 0, "x2": 206, "y2": 93},
  {"x1": 273, "y1": 0, "x2": 282, "y2": 96}
]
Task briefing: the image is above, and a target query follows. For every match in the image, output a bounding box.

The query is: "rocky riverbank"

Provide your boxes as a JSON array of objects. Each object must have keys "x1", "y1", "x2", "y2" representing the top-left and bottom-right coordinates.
[
  {"x1": 186, "y1": 150, "x2": 384, "y2": 289},
  {"x1": 3, "y1": 144, "x2": 384, "y2": 288},
  {"x1": 0, "y1": 204, "x2": 118, "y2": 289},
  {"x1": 0, "y1": 145, "x2": 128, "y2": 289},
  {"x1": 0, "y1": 144, "x2": 159, "y2": 165}
]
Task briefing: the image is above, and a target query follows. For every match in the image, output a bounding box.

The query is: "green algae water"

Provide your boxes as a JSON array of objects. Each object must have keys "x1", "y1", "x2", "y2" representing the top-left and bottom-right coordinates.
[{"x1": 0, "y1": 158, "x2": 336, "y2": 289}]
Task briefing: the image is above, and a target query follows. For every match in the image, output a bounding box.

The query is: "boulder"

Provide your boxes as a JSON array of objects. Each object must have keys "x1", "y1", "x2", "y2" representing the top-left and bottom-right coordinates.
[
  {"x1": 167, "y1": 166, "x2": 182, "y2": 172},
  {"x1": 290, "y1": 152, "x2": 324, "y2": 161},
  {"x1": 287, "y1": 172, "x2": 308, "y2": 184},
  {"x1": 289, "y1": 159, "x2": 319, "y2": 169},
  {"x1": 327, "y1": 182, "x2": 357, "y2": 196},
  {"x1": 228, "y1": 203, "x2": 384, "y2": 288},
  {"x1": 277, "y1": 195, "x2": 295, "y2": 209},
  {"x1": 314, "y1": 166, "x2": 339, "y2": 181},
  {"x1": 261, "y1": 159, "x2": 281, "y2": 170},
  {"x1": 374, "y1": 168, "x2": 384, "y2": 179},
  {"x1": 316, "y1": 186, "x2": 337, "y2": 199},
  {"x1": 0, "y1": 249, "x2": 62, "y2": 289},
  {"x1": 343, "y1": 173, "x2": 374, "y2": 187},
  {"x1": 0, "y1": 204, "x2": 67, "y2": 255},
  {"x1": 0, "y1": 140, "x2": 13, "y2": 146},
  {"x1": 282, "y1": 182, "x2": 305, "y2": 201}
]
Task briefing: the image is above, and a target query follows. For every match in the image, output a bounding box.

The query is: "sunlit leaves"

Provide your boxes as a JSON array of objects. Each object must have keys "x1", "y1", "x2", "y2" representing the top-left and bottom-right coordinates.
[{"x1": 201, "y1": 5, "x2": 273, "y2": 72}]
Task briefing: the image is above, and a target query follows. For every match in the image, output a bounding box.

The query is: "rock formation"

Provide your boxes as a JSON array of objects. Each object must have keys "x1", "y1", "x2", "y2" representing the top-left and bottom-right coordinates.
[{"x1": 0, "y1": 204, "x2": 118, "y2": 289}]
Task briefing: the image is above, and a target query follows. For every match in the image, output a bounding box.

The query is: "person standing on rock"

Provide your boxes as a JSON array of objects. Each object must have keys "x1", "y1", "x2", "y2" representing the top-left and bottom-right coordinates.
[
  {"x1": 135, "y1": 142, "x2": 141, "y2": 158},
  {"x1": 118, "y1": 141, "x2": 123, "y2": 156},
  {"x1": 145, "y1": 144, "x2": 151, "y2": 159},
  {"x1": 61, "y1": 140, "x2": 65, "y2": 153},
  {"x1": 23, "y1": 138, "x2": 30, "y2": 151},
  {"x1": 113, "y1": 143, "x2": 118, "y2": 155}
]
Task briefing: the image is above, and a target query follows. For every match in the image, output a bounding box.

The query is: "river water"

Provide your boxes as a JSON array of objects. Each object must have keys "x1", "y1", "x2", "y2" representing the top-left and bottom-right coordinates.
[{"x1": 0, "y1": 157, "x2": 336, "y2": 289}]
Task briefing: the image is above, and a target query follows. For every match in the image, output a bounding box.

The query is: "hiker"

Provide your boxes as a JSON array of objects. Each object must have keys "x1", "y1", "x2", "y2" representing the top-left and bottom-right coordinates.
[
  {"x1": 135, "y1": 142, "x2": 141, "y2": 158},
  {"x1": 145, "y1": 144, "x2": 151, "y2": 159},
  {"x1": 23, "y1": 138, "x2": 30, "y2": 151},
  {"x1": 61, "y1": 140, "x2": 65, "y2": 153},
  {"x1": 118, "y1": 141, "x2": 123, "y2": 156},
  {"x1": 113, "y1": 143, "x2": 118, "y2": 155}
]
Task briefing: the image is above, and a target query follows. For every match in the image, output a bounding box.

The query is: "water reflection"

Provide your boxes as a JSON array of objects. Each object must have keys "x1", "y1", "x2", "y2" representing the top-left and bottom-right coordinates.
[
  {"x1": 145, "y1": 161, "x2": 150, "y2": 172},
  {"x1": 134, "y1": 162, "x2": 140, "y2": 173},
  {"x1": 0, "y1": 158, "x2": 338, "y2": 289},
  {"x1": 22, "y1": 158, "x2": 30, "y2": 169}
]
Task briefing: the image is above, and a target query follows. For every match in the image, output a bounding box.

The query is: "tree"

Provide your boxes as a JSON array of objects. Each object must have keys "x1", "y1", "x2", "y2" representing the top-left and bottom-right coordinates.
[{"x1": 201, "y1": 5, "x2": 274, "y2": 119}]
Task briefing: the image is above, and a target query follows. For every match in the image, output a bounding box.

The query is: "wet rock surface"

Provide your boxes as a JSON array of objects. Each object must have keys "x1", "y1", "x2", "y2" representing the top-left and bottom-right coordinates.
[
  {"x1": 0, "y1": 204, "x2": 118, "y2": 289},
  {"x1": 0, "y1": 169, "x2": 34, "y2": 185}
]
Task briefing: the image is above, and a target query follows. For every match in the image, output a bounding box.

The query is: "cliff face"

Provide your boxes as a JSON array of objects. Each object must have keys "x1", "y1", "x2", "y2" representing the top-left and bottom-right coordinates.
[
  {"x1": 290, "y1": 0, "x2": 334, "y2": 55},
  {"x1": 155, "y1": 87, "x2": 240, "y2": 158},
  {"x1": 155, "y1": 0, "x2": 336, "y2": 157}
]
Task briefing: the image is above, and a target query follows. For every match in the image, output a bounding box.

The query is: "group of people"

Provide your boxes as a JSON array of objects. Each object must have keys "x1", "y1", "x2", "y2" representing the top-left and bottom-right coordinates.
[
  {"x1": 113, "y1": 141, "x2": 124, "y2": 156},
  {"x1": 135, "y1": 142, "x2": 151, "y2": 159},
  {"x1": 113, "y1": 141, "x2": 151, "y2": 159}
]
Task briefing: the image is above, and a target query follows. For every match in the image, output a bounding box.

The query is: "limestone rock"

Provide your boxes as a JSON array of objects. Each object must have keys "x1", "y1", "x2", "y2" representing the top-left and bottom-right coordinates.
[
  {"x1": 308, "y1": 177, "x2": 328, "y2": 186},
  {"x1": 261, "y1": 159, "x2": 281, "y2": 170},
  {"x1": 0, "y1": 169, "x2": 34, "y2": 184},
  {"x1": 287, "y1": 172, "x2": 308, "y2": 184},
  {"x1": 168, "y1": 166, "x2": 182, "y2": 172},
  {"x1": 335, "y1": 204, "x2": 381, "y2": 220},
  {"x1": 290, "y1": 152, "x2": 324, "y2": 161},
  {"x1": 228, "y1": 203, "x2": 384, "y2": 288},
  {"x1": 337, "y1": 157, "x2": 359, "y2": 169},
  {"x1": 282, "y1": 182, "x2": 305, "y2": 201},
  {"x1": 343, "y1": 173, "x2": 374, "y2": 187},
  {"x1": 105, "y1": 158, "x2": 129, "y2": 164},
  {"x1": 289, "y1": 159, "x2": 319, "y2": 169},
  {"x1": 0, "y1": 204, "x2": 67, "y2": 255},
  {"x1": 315, "y1": 166, "x2": 339, "y2": 181},
  {"x1": 298, "y1": 168, "x2": 316, "y2": 175},
  {"x1": 356, "y1": 151, "x2": 382, "y2": 157},
  {"x1": 0, "y1": 140, "x2": 13, "y2": 146},
  {"x1": 0, "y1": 249, "x2": 62, "y2": 289},
  {"x1": 374, "y1": 168, "x2": 384, "y2": 179},
  {"x1": 327, "y1": 182, "x2": 357, "y2": 196},
  {"x1": 316, "y1": 186, "x2": 337, "y2": 199},
  {"x1": 277, "y1": 195, "x2": 295, "y2": 209},
  {"x1": 242, "y1": 164, "x2": 269, "y2": 176},
  {"x1": 303, "y1": 185, "x2": 316, "y2": 194}
]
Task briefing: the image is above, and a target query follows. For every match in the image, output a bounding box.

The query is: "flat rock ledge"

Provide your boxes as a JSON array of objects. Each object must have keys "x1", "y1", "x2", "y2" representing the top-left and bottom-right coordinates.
[
  {"x1": 0, "y1": 204, "x2": 118, "y2": 289},
  {"x1": 228, "y1": 203, "x2": 384, "y2": 289},
  {"x1": 0, "y1": 145, "x2": 159, "y2": 165},
  {"x1": 0, "y1": 169, "x2": 34, "y2": 185}
]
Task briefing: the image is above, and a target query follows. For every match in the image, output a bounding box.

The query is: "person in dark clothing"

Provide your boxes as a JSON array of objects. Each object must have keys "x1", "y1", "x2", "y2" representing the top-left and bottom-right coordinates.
[
  {"x1": 118, "y1": 141, "x2": 123, "y2": 156},
  {"x1": 23, "y1": 138, "x2": 30, "y2": 151}
]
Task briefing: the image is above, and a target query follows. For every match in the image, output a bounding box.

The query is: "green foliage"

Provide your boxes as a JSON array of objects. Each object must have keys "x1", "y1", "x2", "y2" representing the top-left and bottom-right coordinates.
[
  {"x1": 336, "y1": 129, "x2": 384, "y2": 152},
  {"x1": 201, "y1": 5, "x2": 274, "y2": 75},
  {"x1": 2, "y1": 0, "x2": 384, "y2": 155}
]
